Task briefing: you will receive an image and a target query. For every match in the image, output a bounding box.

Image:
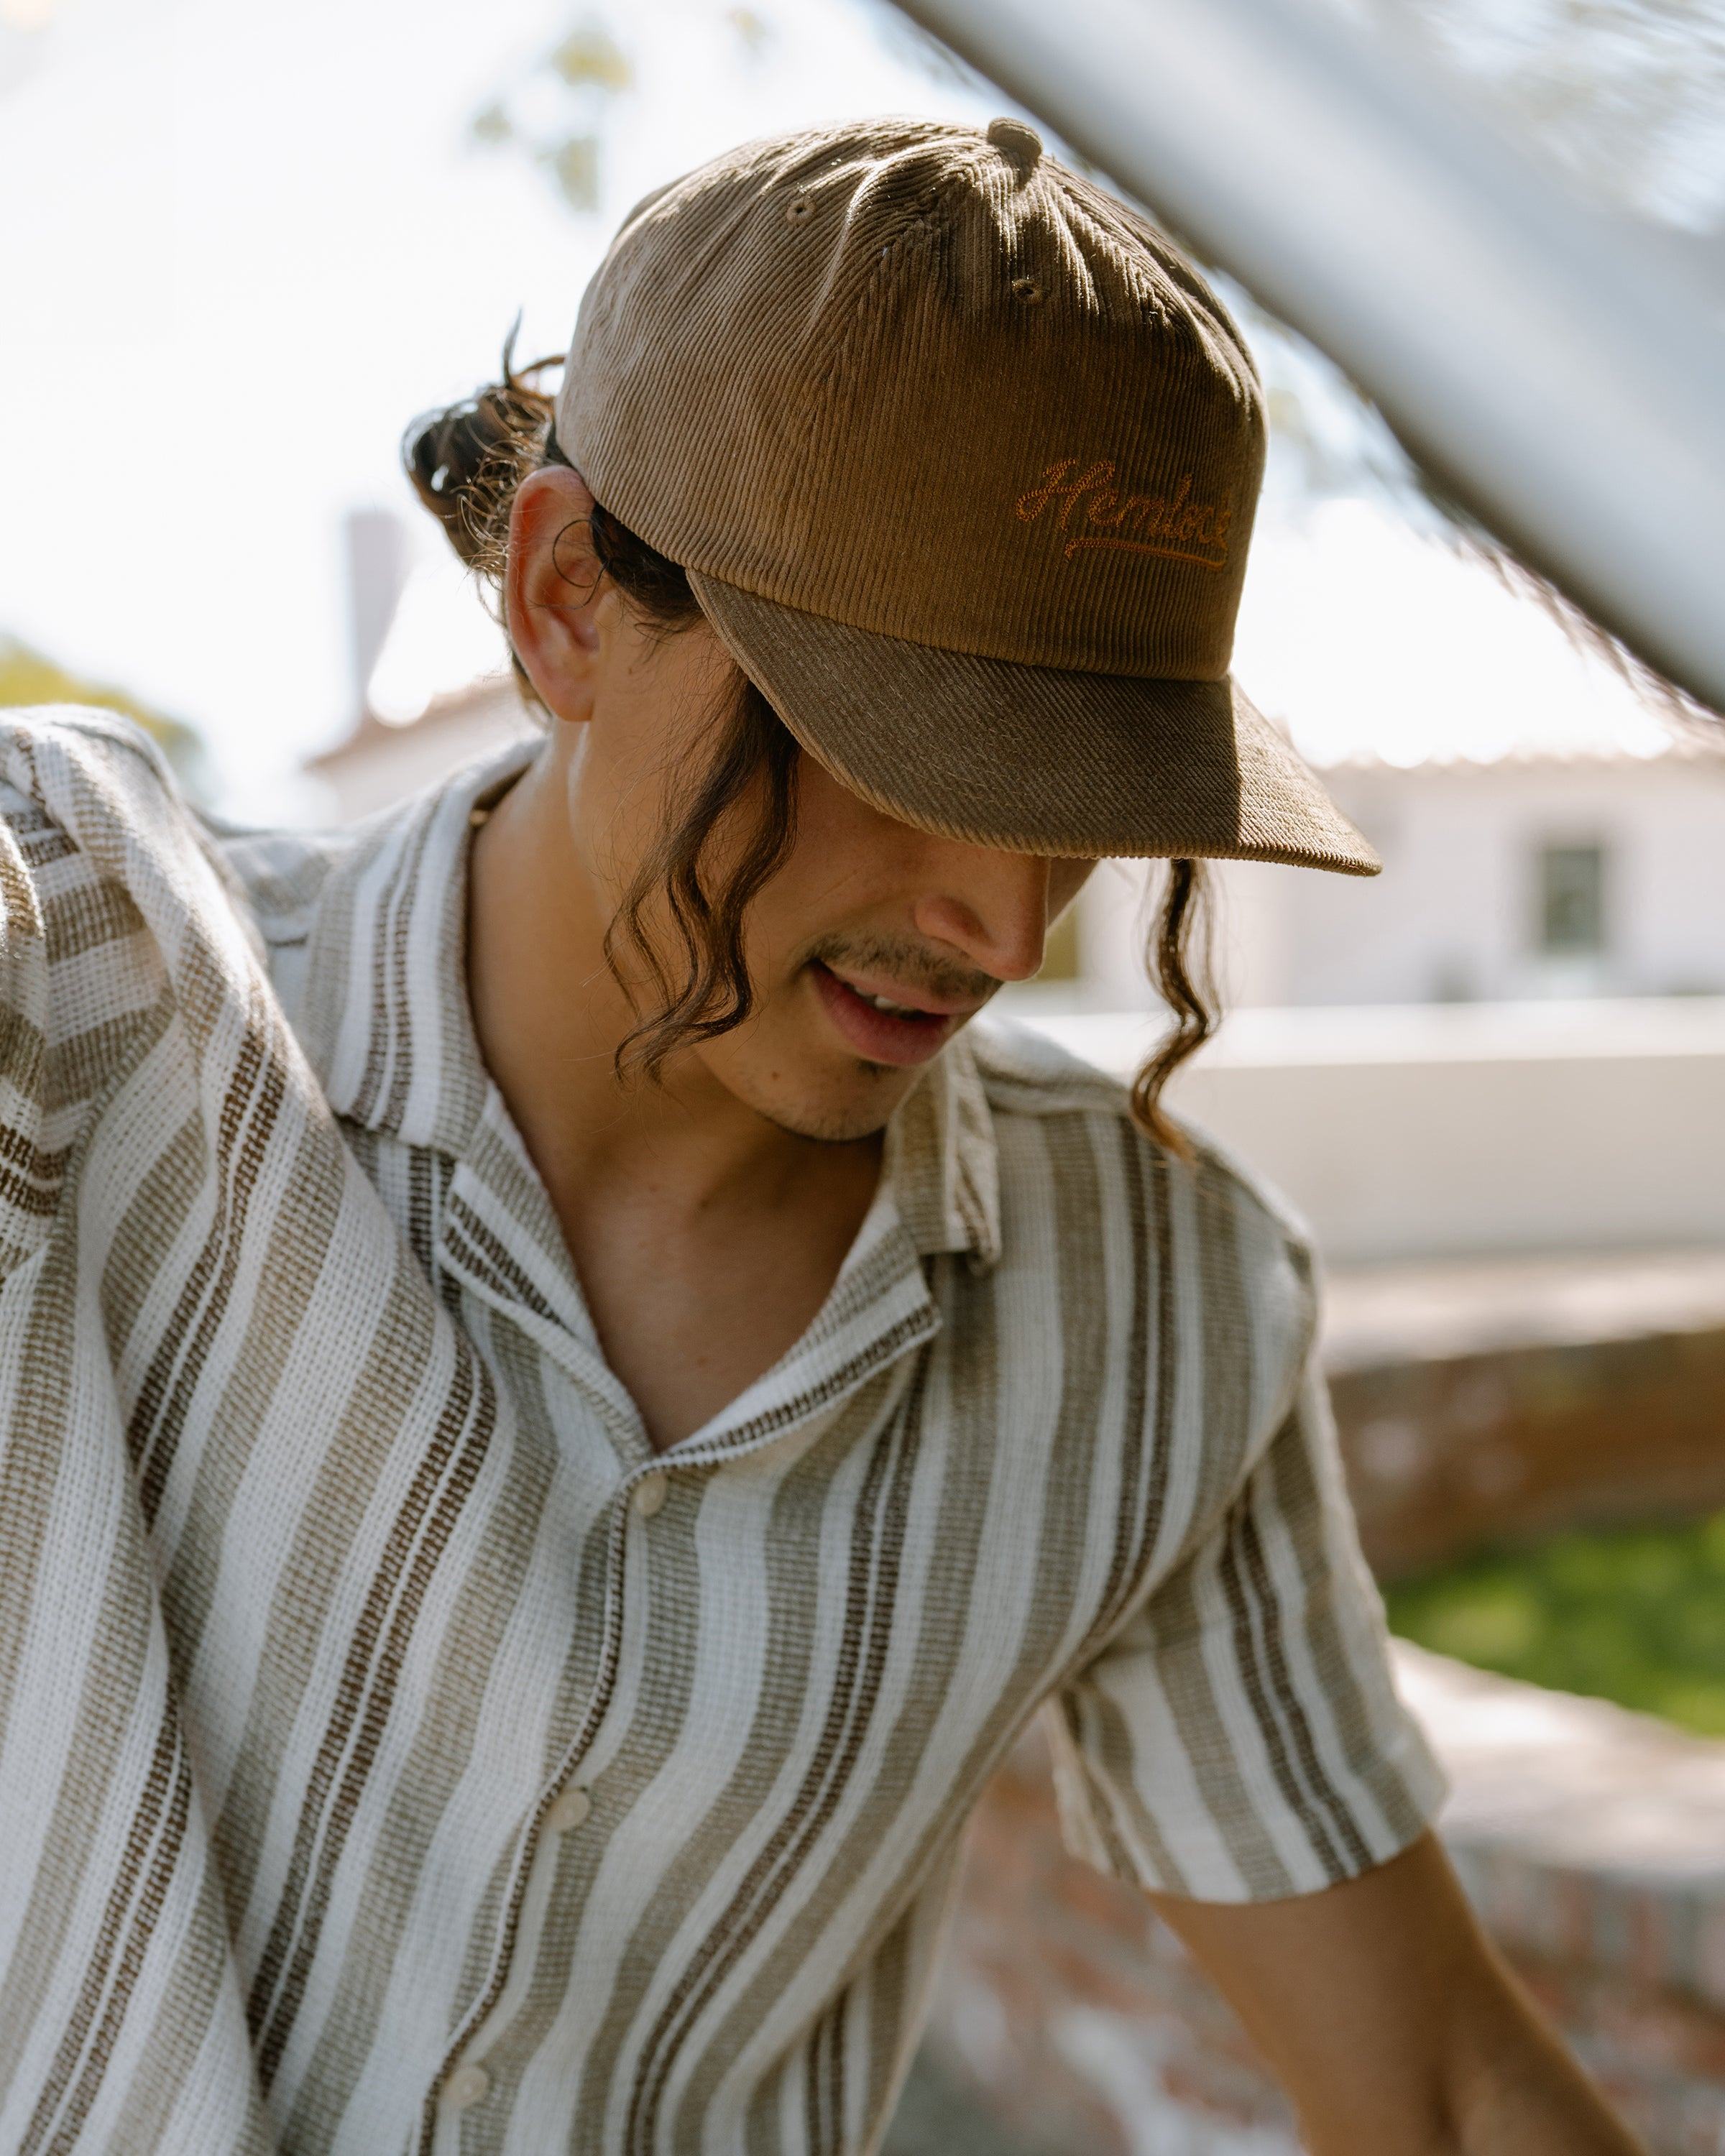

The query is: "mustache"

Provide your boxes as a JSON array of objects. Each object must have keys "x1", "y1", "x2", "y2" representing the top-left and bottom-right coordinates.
[{"x1": 801, "y1": 933, "x2": 1001, "y2": 1007}]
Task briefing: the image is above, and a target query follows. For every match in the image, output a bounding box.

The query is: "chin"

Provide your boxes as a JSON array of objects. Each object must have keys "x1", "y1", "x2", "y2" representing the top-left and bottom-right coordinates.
[
  {"x1": 757, "y1": 1090, "x2": 902, "y2": 1145},
  {"x1": 735, "y1": 1062, "x2": 915, "y2": 1146},
  {"x1": 699, "y1": 1020, "x2": 927, "y2": 1144}
]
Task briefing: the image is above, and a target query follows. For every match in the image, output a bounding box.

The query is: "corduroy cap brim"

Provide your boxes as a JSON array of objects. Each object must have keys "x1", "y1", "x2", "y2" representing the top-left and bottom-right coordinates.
[{"x1": 688, "y1": 569, "x2": 1381, "y2": 875}]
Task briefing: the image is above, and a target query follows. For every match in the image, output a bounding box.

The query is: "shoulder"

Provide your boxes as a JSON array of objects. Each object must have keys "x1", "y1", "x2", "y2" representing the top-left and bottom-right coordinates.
[
  {"x1": 0, "y1": 703, "x2": 378, "y2": 964},
  {"x1": 970, "y1": 1010, "x2": 1317, "y2": 1363},
  {"x1": 0, "y1": 702, "x2": 285, "y2": 980},
  {"x1": 0, "y1": 710, "x2": 369, "y2": 1258},
  {"x1": 0, "y1": 708, "x2": 206, "y2": 1268},
  {"x1": 0, "y1": 701, "x2": 349, "y2": 937},
  {"x1": 0, "y1": 705, "x2": 184, "y2": 967},
  {"x1": 0, "y1": 703, "x2": 356, "y2": 1087},
  {"x1": 0, "y1": 702, "x2": 191, "y2": 838},
  {"x1": 0, "y1": 703, "x2": 254, "y2": 942}
]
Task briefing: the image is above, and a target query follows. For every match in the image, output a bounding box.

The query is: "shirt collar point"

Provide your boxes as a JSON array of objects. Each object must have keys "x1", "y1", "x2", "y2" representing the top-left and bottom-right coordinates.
[
  {"x1": 884, "y1": 1033, "x2": 1002, "y2": 1271},
  {"x1": 298, "y1": 740, "x2": 539, "y2": 1152}
]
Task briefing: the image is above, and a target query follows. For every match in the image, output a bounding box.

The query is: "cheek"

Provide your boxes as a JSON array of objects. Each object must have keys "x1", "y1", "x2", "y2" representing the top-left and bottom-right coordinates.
[
  {"x1": 768, "y1": 762, "x2": 907, "y2": 911},
  {"x1": 730, "y1": 765, "x2": 903, "y2": 983},
  {"x1": 566, "y1": 727, "x2": 656, "y2": 903},
  {"x1": 571, "y1": 621, "x2": 748, "y2": 897},
  {"x1": 793, "y1": 754, "x2": 883, "y2": 848}
]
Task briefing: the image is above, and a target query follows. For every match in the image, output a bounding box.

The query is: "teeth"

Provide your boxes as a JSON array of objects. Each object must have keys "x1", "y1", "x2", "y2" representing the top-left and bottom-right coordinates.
[{"x1": 862, "y1": 991, "x2": 924, "y2": 1016}]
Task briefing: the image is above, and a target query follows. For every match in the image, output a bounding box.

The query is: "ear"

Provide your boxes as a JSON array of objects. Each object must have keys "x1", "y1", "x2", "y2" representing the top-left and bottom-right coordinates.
[{"x1": 505, "y1": 464, "x2": 611, "y2": 724}]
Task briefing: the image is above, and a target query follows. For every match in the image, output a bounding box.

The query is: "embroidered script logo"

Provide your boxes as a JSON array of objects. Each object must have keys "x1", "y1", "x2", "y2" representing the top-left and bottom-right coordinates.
[{"x1": 1014, "y1": 458, "x2": 1233, "y2": 571}]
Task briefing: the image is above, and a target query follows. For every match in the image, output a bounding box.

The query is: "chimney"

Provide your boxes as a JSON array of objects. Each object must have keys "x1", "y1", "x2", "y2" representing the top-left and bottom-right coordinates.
[{"x1": 343, "y1": 508, "x2": 410, "y2": 719}]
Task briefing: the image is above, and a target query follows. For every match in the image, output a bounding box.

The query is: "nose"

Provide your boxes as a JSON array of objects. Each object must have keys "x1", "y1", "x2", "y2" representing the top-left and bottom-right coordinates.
[{"x1": 911, "y1": 846, "x2": 1053, "y2": 983}]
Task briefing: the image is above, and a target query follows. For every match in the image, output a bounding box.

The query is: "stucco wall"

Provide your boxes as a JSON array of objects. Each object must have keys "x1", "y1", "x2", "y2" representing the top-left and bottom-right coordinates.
[
  {"x1": 1028, "y1": 1000, "x2": 1725, "y2": 1263},
  {"x1": 1071, "y1": 760, "x2": 1725, "y2": 1014}
]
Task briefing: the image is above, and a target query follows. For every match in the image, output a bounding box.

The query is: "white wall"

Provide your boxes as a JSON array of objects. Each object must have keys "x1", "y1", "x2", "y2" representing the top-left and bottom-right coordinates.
[
  {"x1": 1032, "y1": 998, "x2": 1725, "y2": 1265},
  {"x1": 1210, "y1": 759, "x2": 1725, "y2": 1009},
  {"x1": 1046, "y1": 756, "x2": 1725, "y2": 1021}
]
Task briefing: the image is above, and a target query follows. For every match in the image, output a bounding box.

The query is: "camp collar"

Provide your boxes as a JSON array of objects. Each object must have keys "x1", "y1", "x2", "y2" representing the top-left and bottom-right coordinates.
[{"x1": 294, "y1": 740, "x2": 1002, "y2": 1273}]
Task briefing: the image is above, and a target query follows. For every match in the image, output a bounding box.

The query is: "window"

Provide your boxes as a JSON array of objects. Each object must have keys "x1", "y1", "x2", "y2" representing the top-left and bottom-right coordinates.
[{"x1": 1536, "y1": 842, "x2": 1607, "y2": 959}]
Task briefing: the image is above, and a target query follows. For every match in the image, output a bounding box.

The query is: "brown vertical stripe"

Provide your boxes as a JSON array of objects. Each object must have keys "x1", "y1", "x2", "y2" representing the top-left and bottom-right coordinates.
[
  {"x1": 250, "y1": 1347, "x2": 497, "y2": 2083},
  {"x1": 626, "y1": 1374, "x2": 927, "y2": 2156},
  {"x1": 42, "y1": 1742, "x2": 196, "y2": 2155},
  {"x1": 17, "y1": 1708, "x2": 181, "y2": 2156}
]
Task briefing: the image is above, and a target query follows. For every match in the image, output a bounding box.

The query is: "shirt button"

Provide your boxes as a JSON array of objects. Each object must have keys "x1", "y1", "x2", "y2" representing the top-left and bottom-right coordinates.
[
  {"x1": 632, "y1": 1472, "x2": 668, "y2": 1519},
  {"x1": 546, "y1": 1784, "x2": 592, "y2": 1833},
  {"x1": 441, "y1": 2062, "x2": 491, "y2": 2112}
]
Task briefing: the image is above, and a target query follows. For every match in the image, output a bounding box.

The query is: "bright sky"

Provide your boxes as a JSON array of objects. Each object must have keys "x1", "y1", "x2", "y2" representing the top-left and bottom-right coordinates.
[
  {"x1": 0, "y1": 0, "x2": 1022, "y2": 811},
  {"x1": 1236, "y1": 499, "x2": 1685, "y2": 770},
  {"x1": 0, "y1": 0, "x2": 1685, "y2": 817}
]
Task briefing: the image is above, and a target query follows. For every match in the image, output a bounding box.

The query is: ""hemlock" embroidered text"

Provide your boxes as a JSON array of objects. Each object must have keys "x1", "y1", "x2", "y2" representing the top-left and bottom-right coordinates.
[{"x1": 1014, "y1": 458, "x2": 1233, "y2": 570}]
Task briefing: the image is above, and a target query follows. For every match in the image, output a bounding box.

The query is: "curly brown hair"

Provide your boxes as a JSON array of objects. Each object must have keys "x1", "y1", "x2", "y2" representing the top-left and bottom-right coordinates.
[{"x1": 402, "y1": 338, "x2": 1216, "y2": 1150}]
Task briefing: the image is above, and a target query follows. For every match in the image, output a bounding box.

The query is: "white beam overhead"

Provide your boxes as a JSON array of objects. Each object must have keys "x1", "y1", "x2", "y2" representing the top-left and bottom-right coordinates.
[{"x1": 889, "y1": 0, "x2": 1725, "y2": 712}]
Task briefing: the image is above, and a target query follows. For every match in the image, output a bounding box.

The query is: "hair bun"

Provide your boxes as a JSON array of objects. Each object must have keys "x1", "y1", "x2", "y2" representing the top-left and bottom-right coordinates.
[{"x1": 401, "y1": 331, "x2": 561, "y2": 574}]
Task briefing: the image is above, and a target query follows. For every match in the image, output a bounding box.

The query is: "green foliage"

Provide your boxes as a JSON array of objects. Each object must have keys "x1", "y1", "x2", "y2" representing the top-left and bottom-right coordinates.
[
  {"x1": 468, "y1": 13, "x2": 637, "y2": 217},
  {"x1": 542, "y1": 134, "x2": 602, "y2": 214},
  {"x1": 1388, "y1": 1511, "x2": 1725, "y2": 1738},
  {"x1": 548, "y1": 24, "x2": 632, "y2": 92},
  {"x1": 0, "y1": 637, "x2": 206, "y2": 789},
  {"x1": 468, "y1": 4, "x2": 777, "y2": 221}
]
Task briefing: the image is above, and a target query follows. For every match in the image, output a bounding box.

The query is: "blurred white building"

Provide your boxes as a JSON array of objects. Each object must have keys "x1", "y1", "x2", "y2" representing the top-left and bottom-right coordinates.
[
  {"x1": 1224, "y1": 734, "x2": 1725, "y2": 1008},
  {"x1": 308, "y1": 511, "x2": 530, "y2": 823},
  {"x1": 1071, "y1": 712, "x2": 1725, "y2": 1021},
  {"x1": 307, "y1": 675, "x2": 530, "y2": 824}
]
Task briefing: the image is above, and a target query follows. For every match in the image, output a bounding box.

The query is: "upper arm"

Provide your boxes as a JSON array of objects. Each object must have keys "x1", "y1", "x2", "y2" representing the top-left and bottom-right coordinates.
[
  {"x1": 1041, "y1": 1143, "x2": 1638, "y2": 2155},
  {"x1": 0, "y1": 737, "x2": 280, "y2": 2150}
]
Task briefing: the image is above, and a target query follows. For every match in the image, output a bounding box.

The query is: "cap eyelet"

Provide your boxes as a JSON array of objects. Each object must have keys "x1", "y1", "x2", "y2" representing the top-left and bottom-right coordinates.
[
  {"x1": 1011, "y1": 273, "x2": 1043, "y2": 304},
  {"x1": 785, "y1": 195, "x2": 813, "y2": 225}
]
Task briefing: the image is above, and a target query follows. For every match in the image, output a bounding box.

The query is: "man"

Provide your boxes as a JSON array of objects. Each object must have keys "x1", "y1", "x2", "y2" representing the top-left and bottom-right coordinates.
[{"x1": 0, "y1": 117, "x2": 1642, "y2": 2154}]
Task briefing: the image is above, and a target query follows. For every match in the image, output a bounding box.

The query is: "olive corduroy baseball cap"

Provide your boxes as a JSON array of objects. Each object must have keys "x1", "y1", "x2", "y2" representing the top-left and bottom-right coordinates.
[{"x1": 555, "y1": 116, "x2": 1377, "y2": 876}]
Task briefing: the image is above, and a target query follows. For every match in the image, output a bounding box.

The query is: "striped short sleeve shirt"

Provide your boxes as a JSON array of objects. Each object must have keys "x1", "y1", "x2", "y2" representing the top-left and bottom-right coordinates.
[{"x1": 0, "y1": 709, "x2": 1443, "y2": 2155}]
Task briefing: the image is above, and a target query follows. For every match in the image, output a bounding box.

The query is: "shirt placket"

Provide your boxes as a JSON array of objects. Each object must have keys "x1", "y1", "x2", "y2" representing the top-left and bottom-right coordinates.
[{"x1": 418, "y1": 1126, "x2": 944, "y2": 2149}]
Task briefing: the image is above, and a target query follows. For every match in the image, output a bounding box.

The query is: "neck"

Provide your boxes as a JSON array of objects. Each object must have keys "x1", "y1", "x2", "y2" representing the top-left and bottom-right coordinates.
[{"x1": 464, "y1": 737, "x2": 865, "y2": 1220}]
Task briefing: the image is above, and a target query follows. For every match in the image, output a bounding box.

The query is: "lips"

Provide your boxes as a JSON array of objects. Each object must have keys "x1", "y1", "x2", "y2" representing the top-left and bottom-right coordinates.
[{"x1": 809, "y1": 961, "x2": 969, "y2": 1067}]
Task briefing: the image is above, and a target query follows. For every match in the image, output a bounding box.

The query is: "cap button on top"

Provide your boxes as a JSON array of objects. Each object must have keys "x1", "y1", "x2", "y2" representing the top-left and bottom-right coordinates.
[{"x1": 985, "y1": 116, "x2": 1042, "y2": 171}]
